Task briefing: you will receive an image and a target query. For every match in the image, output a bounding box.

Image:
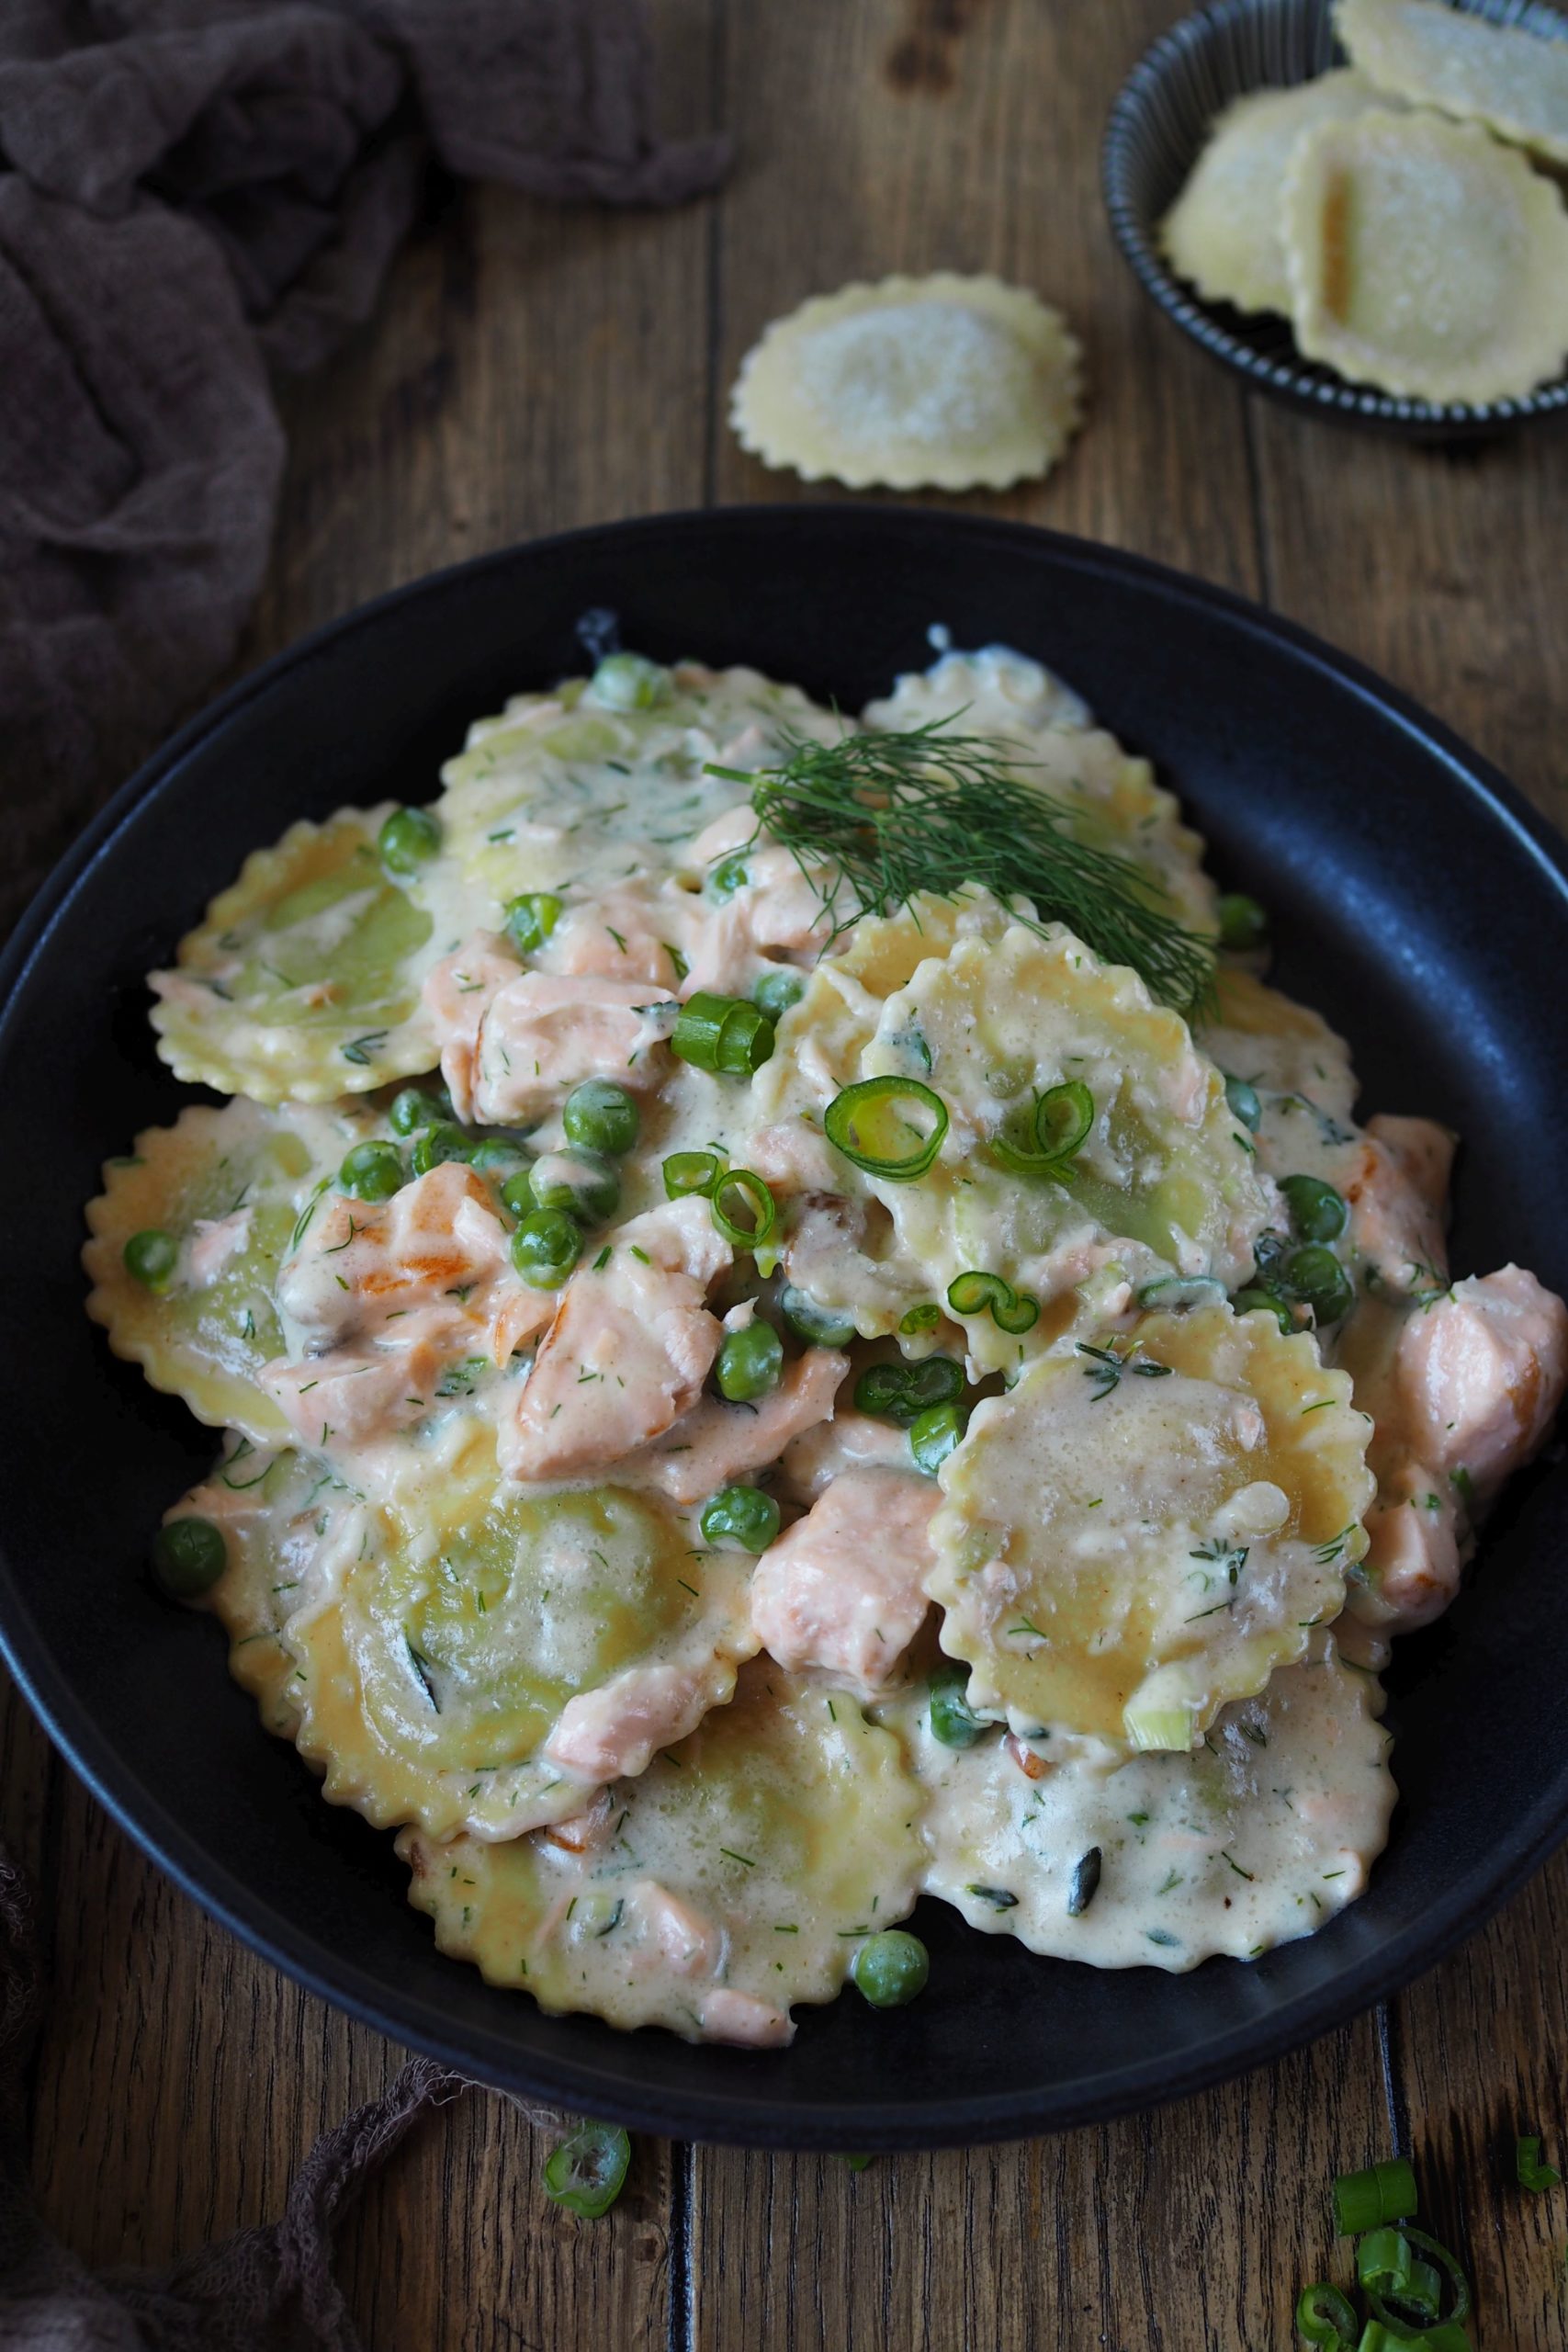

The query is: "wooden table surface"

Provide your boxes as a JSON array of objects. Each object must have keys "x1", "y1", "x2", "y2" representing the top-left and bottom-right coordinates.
[{"x1": 6, "y1": 3, "x2": 1568, "y2": 2344}]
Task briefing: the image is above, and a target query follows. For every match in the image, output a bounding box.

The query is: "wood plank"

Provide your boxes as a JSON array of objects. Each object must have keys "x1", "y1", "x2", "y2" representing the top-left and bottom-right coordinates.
[
  {"x1": 692, "y1": 2037, "x2": 1386, "y2": 2352},
  {"x1": 692, "y1": 5, "x2": 1395, "y2": 2346},
  {"x1": 1250, "y1": 401, "x2": 1568, "y2": 2352},
  {"x1": 22, "y1": 0, "x2": 717, "y2": 2326}
]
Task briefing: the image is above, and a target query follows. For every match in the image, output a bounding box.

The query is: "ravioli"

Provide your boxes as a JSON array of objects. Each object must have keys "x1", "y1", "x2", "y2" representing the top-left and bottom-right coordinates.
[
  {"x1": 171, "y1": 1442, "x2": 355, "y2": 1736},
  {"x1": 1337, "y1": 0, "x2": 1568, "y2": 165},
  {"x1": 842, "y1": 923, "x2": 1267, "y2": 1371},
  {"x1": 865, "y1": 649, "x2": 1218, "y2": 932},
  {"x1": 928, "y1": 1304, "x2": 1375, "y2": 1748},
  {"x1": 84, "y1": 1098, "x2": 367, "y2": 1442},
  {"x1": 729, "y1": 275, "x2": 1083, "y2": 492},
  {"x1": 284, "y1": 1453, "x2": 757, "y2": 1839},
  {"x1": 149, "y1": 808, "x2": 443, "y2": 1101},
  {"x1": 906, "y1": 1634, "x2": 1394, "y2": 1968},
  {"x1": 1282, "y1": 107, "x2": 1568, "y2": 404},
  {"x1": 400, "y1": 1661, "x2": 926, "y2": 2043},
  {"x1": 1161, "y1": 71, "x2": 1392, "y2": 315}
]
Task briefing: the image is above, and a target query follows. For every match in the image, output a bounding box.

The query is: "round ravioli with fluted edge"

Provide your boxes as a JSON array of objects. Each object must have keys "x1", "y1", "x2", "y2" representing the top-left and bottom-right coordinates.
[
  {"x1": 764, "y1": 918, "x2": 1270, "y2": 1374},
  {"x1": 1159, "y1": 71, "x2": 1393, "y2": 316},
  {"x1": 170, "y1": 1442, "x2": 358, "y2": 1738},
  {"x1": 730, "y1": 274, "x2": 1083, "y2": 492},
  {"x1": 149, "y1": 807, "x2": 443, "y2": 1102},
  {"x1": 84, "y1": 1097, "x2": 374, "y2": 1443},
  {"x1": 398, "y1": 1660, "x2": 927, "y2": 2044},
  {"x1": 1336, "y1": 0, "x2": 1568, "y2": 167},
  {"x1": 928, "y1": 1305, "x2": 1375, "y2": 1749},
  {"x1": 898, "y1": 1633, "x2": 1394, "y2": 1970},
  {"x1": 285, "y1": 1445, "x2": 757, "y2": 1841},
  {"x1": 1282, "y1": 107, "x2": 1568, "y2": 405}
]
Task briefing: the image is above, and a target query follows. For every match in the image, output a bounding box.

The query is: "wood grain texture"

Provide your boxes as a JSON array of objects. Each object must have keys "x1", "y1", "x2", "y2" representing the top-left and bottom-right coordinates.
[{"x1": 10, "y1": 0, "x2": 1568, "y2": 2345}]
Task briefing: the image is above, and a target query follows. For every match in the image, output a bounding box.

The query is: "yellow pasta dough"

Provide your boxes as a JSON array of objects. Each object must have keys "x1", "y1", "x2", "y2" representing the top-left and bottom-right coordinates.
[
  {"x1": 400, "y1": 1661, "x2": 926, "y2": 2042},
  {"x1": 729, "y1": 275, "x2": 1083, "y2": 491},
  {"x1": 927, "y1": 1304, "x2": 1375, "y2": 1749},
  {"x1": 149, "y1": 807, "x2": 444, "y2": 1102},
  {"x1": 1282, "y1": 107, "x2": 1568, "y2": 403},
  {"x1": 1337, "y1": 0, "x2": 1568, "y2": 165},
  {"x1": 1160, "y1": 71, "x2": 1392, "y2": 314},
  {"x1": 84, "y1": 1097, "x2": 370, "y2": 1443}
]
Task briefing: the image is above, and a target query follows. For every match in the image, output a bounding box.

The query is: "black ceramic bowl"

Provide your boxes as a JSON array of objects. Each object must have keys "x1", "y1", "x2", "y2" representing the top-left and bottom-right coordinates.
[
  {"x1": 4, "y1": 507, "x2": 1568, "y2": 2148},
  {"x1": 1103, "y1": 0, "x2": 1568, "y2": 437}
]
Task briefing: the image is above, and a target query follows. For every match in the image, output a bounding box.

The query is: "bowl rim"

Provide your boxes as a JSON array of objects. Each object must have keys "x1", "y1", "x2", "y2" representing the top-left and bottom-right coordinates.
[
  {"x1": 6, "y1": 502, "x2": 1568, "y2": 2147},
  {"x1": 1100, "y1": 0, "x2": 1568, "y2": 435}
]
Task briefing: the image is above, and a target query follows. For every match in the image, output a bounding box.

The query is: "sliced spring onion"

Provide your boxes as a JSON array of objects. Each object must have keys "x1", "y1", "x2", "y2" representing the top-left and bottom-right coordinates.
[
  {"x1": 1224, "y1": 1073, "x2": 1262, "y2": 1131},
  {"x1": 779, "y1": 1284, "x2": 858, "y2": 1349},
  {"x1": 928, "y1": 1659, "x2": 985, "y2": 1750},
  {"x1": 671, "y1": 990, "x2": 775, "y2": 1076},
  {"x1": 663, "y1": 1148, "x2": 721, "y2": 1200},
  {"x1": 824, "y1": 1076, "x2": 949, "y2": 1182},
  {"x1": 946, "y1": 1269, "x2": 1040, "y2": 1335},
  {"x1": 908, "y1": 1399, "x2": 962, "y2": 1475},
  {"x1": 1334, "y1": 2159, "x2": 1419, "y2": 2237},
  {"x1": 1135, "y1": 1274, "x2": 1227, "y2": 1313},
  {"x1": 1517, "y1": 2134, "x2": 1562, "y2": 2192},
  {"x1": 542, "y1": 2120, "x2": 632, "y2": 2218},
  {"x1": 710, "y1": 1168, "x2": 775, "y2": 1252},
  {"x1": 1356, "y1": 2230, "x2": 1413, "y2": 2296},
  {"x1": 854, "y1": 1354, "x2": 964, "y2": 1428},
  {"x1": 1295, "y1": 2282, "x2": 1358, "y2": 2346},
  {"x1": 990, "y1": 1078, "x2": 1094, "y2": 1178},
  {"x1": 1218, "y1": 892, "x2": 1269, "y2": 952},
  {"x1": 1362, "y1": 2229, "x2": 1470, "y2": 2333},
  {"x1": 899, "y1": 1302, "x2": 942, "y2": 1335}
]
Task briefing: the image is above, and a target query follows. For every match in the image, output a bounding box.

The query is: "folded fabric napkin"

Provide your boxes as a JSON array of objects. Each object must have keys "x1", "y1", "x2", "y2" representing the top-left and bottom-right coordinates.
[
  {"x1": 0, "y1": 0, "x2": 729, "y2": 939},
  {"x1": 0, "y1": 1840, "x2": 571, "y2": 2347}
]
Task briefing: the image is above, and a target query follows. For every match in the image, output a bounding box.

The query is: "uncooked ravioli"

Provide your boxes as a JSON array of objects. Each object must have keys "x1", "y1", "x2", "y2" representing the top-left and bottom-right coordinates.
[
  {"x1": 729, "y1": 275, "x2": 1082, "y2": 491},
  {"x1": 399, "y1": 1661, "x2": 927, "y2": 2043},
  {"x1": 1160, "y1": 70, "x2": 1392, "y2": 313},
  {"x1": 927, "y1": 1304, "x2": 1375, "y2": 1748},
  {"x1": 1282, "y1": 107, "x2": 1568, "y2": 403},
  {"x1": 1337, "y1": 0, "x2": 1568, "y2": 165},
  {"x1": 902, "y1": 1634, "x2": 1395, "y2": 1969}
]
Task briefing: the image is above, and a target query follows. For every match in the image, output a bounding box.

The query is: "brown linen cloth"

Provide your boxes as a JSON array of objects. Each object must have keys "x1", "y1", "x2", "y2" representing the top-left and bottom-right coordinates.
[
  {"x1": 0, "y1": 1843, "x2": 570, "y2": 2347},
  {"x1": 0, "y1": 0, "x2": 729, "y2": 936}
]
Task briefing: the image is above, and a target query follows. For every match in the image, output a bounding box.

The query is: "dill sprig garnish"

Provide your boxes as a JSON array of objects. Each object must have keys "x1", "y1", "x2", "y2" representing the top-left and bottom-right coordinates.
[{"x1": 707, "y1": 718, "x2": 1215, "y2": 1015}]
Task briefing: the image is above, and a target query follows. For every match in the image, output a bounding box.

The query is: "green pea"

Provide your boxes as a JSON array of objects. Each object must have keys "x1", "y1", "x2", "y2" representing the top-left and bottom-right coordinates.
[
  {"x1": 706, "y1": 851, "x2": 750, "y2": 903},
  {"x1": 468, "y1": 1137, "x2": 531, "y2": 1183},
  {"x1": 929, "y1": 1659, "x2": 986, "y2": 1750},
  {"x1": 151, "y1": 1515, "x2": 227, "y2": 1599},
  {"x1": 714, "y1": 1319, "x2": 783, "y2": 1403},
  {"x1": 542, "y1": 2121, "x2": 631, "y2": 2220},
  {"x1": 529, "y1": 1148, "x2": 620, "y2": 1225},
  {"x1": 588, "y1": 651, "x2": 671, "y2": 711},
  {"x1": 778, "y1": 1284, "x2": 857, "y2": 1349},
  {"x1": 1280, "y1": 1173, "x2": 1348, "y2": 1243},
  {"x1": 388, "y1": 1085, "x2": 452, "y2": 1136},
  {"x1": 510, "y1": 1207, "x2": 583, "y2": 1289},
  {"x1": 561, "y1": 1079, "x2": 639, "y2": 1158},
  {"x1": 1232, "y1": 1285, "x2": 1295, "y2": 1333},
  {"x1": 753, "y1": 968, "x2": 805, "y2": 1021},
  {"x1": 122, "y1": 1228, "x2": 178, "y2": 1291},
  {"x1": 338, "y1": 1141, "x2": 403, "y2": 1202},
  {"x1": 909, "y1": 1401, "x2": 963, "y2": 1476},
  {"x1": 504, "y1": 891, "x2": 563, "y2": 956},
  {"x1": 1285, "y1": 1244, "x2": 1355, "y2": 1326},
  {"x1": 699, "y1": 1484, "x2": 781, "y2": 1552},
  {"x1": 1224, "y1": 1074, "x2": 1262, "y2": 1131},
  {"x1": 1217, "y1": 893, "x2": 1269, "y2": 952},
  {"x1": 410, "y1": 1122, "x2": 476, "y2": 1177},
  {"x1": 378, "y1": 805, "x2": 441, "y2": 874},
  {"x1": 500, "y1": 1169, "x2": 536, "y2": 1221},
  {"x1": 852, "y1": 1929, "x2": 930, "y2": 2009}
]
